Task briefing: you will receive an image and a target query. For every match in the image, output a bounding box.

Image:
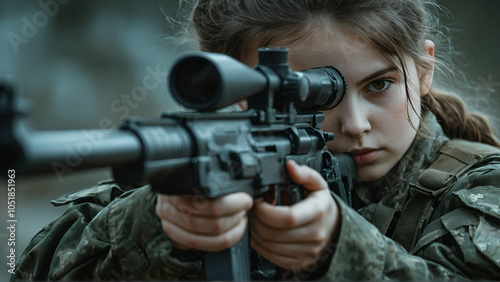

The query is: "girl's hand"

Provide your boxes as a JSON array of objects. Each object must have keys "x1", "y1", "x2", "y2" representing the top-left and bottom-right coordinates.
[
  {"x1": 155, "y1": 192, "x2": 253, "y2": 252},
  {"x1": 250, "y1": 160, "x2": 340, "y2": 271}
]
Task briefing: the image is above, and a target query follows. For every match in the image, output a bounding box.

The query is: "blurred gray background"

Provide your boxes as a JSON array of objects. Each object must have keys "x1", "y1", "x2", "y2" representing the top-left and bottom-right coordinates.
[{"x1": 0, "y1": 0, "x2": 499, "y2": 280}]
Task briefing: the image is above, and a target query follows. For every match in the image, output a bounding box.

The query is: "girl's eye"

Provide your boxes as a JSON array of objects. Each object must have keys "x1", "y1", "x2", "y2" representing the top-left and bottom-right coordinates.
[{"x1": 367, "y1": 79, "x2": 392, "y2": 92}]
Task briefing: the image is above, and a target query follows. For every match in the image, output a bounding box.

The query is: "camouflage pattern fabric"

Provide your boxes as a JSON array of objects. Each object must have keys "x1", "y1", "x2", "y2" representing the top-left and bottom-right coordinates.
[
  {"x1": 12, "y1": 112, "x2": 500, "y2": 280},
  {"x1": 13, "y1": 181, "x2": 205, "y2": 281}
]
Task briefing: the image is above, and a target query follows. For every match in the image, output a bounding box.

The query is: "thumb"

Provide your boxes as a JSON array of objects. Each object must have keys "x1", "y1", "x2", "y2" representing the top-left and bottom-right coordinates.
[{"x1": 286, "y1": 159, "x2": 329, "y2": 192}]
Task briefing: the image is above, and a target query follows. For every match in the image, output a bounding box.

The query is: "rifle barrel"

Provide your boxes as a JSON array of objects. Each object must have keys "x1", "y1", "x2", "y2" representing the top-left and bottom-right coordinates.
[{"x1": 15, "y1": 129, "x2": 142, "y2": 174}]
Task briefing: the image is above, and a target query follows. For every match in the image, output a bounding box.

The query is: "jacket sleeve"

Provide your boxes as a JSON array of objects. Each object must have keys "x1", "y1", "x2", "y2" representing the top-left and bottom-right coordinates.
[
  {"x1": 12, "y1": 183, "x2": 205, "y2": 281},
  {"x1": 319, "y1": 163, "x2": 500, "y2": 281}
]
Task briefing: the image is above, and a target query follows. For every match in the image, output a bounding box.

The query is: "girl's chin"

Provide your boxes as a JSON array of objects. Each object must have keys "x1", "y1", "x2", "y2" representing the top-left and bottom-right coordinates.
[{"x1": 356, "y1": 165, "x2": 389, "y2": 182}]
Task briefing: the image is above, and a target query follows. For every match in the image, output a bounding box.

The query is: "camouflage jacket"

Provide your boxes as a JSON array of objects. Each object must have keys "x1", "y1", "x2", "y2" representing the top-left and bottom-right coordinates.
[{"x1": 12, "y1": 113, "x2": 500, "y2": 280}]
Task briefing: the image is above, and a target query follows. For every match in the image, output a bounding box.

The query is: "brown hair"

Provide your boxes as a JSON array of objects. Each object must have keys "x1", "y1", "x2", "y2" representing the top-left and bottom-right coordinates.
[{"x1": 188, "y1": 0, "x2": 500, "y2": 146}]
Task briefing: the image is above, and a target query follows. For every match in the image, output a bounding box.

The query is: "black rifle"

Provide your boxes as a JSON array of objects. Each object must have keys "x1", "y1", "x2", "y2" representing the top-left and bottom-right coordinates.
[{"x1": 0, "y1": 48, "x2": 356, "y2": 281}]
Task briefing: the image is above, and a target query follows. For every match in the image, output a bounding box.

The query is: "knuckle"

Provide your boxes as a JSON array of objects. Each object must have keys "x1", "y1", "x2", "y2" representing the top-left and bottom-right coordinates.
[
  {"x1": 217, "y1": 233, "x2": 234, "y2": 250},
  {"x1": 288, "y1": 262, "x2": 304, "y2": 272},
  {"x1": 183, "y1": 216, "x2": 196, "y2": 231},
  {"x1": 254, "y1": 225, "x2": 272, "y2": 240},
  {"x1": 312, "y1": 230, "x2": 328, "y2": 244},
  {"x1": 282, "y1": 214, "x2": 297, "y2": 228},
  {"x1": 167, "y1": 194, "x2": 186, "y2": 206},
  {"x1": 208, "y1": 202, "x2": 224, "y2": 216},
  {"x1": 211, "y1": 219, "x2": 226, "y2": 234},
  {"x1": 300, "y1": 256, "x2": 318, "y2": 270},
  {"x1": 315, "y1": 206, "x2": 325, "y2": 218},
  {"x1": 157, "y1": 201, "x2": 174, "y2": 220},
  {"x1": 311, "y1": 245, "x2": 324, "y2": 257}
]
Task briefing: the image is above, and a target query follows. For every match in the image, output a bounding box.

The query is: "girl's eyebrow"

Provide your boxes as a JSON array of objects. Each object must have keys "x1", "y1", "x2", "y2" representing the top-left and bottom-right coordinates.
[{"x1": 356, "y1": 66, "x2": 398, "y2": 88}]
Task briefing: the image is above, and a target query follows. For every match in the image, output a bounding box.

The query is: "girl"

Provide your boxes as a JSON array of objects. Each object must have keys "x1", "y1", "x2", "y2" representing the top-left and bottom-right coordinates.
[{"x1": 14, "y1": 0, "x2": 500, "y2": 280}]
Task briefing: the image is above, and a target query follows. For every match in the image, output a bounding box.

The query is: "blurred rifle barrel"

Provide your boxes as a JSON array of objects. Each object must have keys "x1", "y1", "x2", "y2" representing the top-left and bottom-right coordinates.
[{"x1": 16, "y1": 129, "x2": 142, "y2": 174}]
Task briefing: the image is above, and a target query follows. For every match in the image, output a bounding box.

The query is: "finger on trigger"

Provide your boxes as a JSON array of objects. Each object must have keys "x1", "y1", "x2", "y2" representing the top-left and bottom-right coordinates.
[{"x1": 286, "y1": 160, "x2": 328, "y2": 192}]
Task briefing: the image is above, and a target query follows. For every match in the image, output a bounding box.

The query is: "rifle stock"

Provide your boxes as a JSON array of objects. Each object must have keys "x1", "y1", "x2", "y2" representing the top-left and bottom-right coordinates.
[{"x1": 0, "y1": 48, "x2": 356, "y2": 280}]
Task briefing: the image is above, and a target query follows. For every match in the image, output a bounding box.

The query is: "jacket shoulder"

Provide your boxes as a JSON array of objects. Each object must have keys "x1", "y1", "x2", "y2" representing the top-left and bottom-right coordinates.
[{"x1": 50, "y1": 179, "x2": 133, "y2": 207}]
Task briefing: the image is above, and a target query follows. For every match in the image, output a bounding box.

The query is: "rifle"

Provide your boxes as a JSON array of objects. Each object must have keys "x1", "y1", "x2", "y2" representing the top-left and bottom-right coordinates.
[{"x1": 0, "y1": 47, "x2": 356, "y2": 280}]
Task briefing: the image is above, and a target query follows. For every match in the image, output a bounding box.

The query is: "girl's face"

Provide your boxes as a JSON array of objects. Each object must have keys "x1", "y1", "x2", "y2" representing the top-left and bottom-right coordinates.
[{"x1": 258, "y1": 23, "x2": 434, "y2": 181}]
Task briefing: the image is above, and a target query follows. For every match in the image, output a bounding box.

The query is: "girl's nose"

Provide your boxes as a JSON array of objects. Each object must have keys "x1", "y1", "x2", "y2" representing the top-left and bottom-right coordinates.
[{"x1": 340, "y1": 96, "x2": 371, "y2": 138}]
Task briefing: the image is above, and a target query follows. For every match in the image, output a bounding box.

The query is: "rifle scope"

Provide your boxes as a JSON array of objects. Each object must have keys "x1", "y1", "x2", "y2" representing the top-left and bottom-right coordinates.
[{"x1": 169, "y1": 48, "x2": 346, "y2": 112}]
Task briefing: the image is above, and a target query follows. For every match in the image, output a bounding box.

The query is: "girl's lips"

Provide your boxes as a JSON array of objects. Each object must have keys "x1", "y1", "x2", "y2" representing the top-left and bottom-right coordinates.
[{"x1": 349, "y1": 149, "x2": 380, "y2": 165}]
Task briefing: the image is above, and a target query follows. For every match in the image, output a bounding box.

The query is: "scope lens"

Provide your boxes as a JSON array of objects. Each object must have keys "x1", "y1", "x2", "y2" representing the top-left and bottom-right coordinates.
[
  {"x1": 294, "y1": 66, "x2": 346, "y2": 111},
  {"x1": 170, "y1": 57, "x2": 220, "y2": 108}
]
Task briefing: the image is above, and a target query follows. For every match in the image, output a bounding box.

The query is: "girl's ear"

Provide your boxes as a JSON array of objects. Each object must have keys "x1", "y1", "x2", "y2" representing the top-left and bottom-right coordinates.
[{"x1": 420, "y1": 40, "x2": 435, "y2": 96}]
